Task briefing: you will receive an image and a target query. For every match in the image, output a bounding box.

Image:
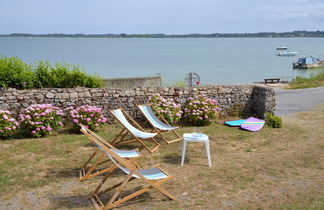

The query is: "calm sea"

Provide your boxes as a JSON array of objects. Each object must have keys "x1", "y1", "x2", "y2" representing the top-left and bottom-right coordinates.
[{"x1": 0, "y1": 37, "x2": 323, "y2": 85}]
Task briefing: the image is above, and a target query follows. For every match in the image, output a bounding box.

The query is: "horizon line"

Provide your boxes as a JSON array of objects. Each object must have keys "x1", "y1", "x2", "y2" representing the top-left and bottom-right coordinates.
[{"x1": 1, "y1": 30, "x2": 324, "y2": 36}]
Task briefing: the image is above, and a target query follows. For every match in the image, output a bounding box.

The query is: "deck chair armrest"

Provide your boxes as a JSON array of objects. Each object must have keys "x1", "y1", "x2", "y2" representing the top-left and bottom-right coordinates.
[{"x1": 156, "y1": 166, "x2": 171, "y2": 177}]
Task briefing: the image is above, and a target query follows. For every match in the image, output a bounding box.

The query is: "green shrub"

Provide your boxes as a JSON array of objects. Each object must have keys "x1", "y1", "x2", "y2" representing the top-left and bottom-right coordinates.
[
  {"x1": 33, "y1": 61, "x2": 104, "y2": 88},
  {"x1": 33, "y1": 61, "x2": 53, "y2": 88},
  {"x1": 0, "y1": 56, "x2": 104, "y2": 89},
  {"x1": 265, "y1": 112, "x2": 283, "y2": 128},
  {"x1": 0, "y1": 56, "x2": 34, "y2": 89}
]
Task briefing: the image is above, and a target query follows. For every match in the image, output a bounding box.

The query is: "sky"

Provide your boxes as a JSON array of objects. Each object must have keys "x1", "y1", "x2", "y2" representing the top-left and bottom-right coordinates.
[{"x1": 0, "y1": 0, "x2": 324, "y2": 34}]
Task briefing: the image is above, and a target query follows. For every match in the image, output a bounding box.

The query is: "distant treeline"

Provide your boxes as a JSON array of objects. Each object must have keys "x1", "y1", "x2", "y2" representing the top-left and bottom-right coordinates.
[{"x1": 1, "y1": 30, "x2": 324, "y2": 38}]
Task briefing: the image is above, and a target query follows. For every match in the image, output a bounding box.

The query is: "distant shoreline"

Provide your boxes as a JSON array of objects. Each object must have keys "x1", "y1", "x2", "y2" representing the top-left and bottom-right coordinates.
[{"x1": 1, "y1": 30, "x2": 324, "y2": 38}]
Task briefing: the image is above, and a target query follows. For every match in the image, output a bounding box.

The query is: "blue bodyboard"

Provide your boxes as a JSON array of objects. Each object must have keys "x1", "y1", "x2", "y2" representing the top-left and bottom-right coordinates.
[{"x1": 224, "y1": 119, "x2": 246, "y2": 127}]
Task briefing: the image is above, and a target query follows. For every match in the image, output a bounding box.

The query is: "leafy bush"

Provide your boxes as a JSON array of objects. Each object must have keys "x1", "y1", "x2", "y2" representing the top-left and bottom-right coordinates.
[
  {"x1": 65, "y1": 105, "x2": 107, "y2": 130},
  {"x1": 0, "y1": 56, "x2": 104, "y2": 89},
  {"x1": 0, "y1": 56, "x2": 34, "y2": 89},
  {"x1": 265, "y1": 112, "x2": 283, "y2": 128},
  {"x1": 183, "y1": 95, "x2": 220, "y2": 126},
  {"x1": 19, "y1": 104, "x2": 64, "y2": 137},
  {"x1": 33, "y1": 61, "x2": 104, "y2": 88},
  {"x1": 0, "y1": 110, "x2": 19, "y2": 139},
  {"x1": 149, "y1": 94, "x2": 183, "y2": 124}
]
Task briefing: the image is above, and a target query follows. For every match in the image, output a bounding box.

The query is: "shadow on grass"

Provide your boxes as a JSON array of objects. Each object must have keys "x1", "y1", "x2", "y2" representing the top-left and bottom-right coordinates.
[
  {"x1": 49, "y1": 189, "x2": 152, "y2": 209},
  {"x1": 46, "y1": 168, "x2": 80, "y2": 178},
  {"x1": 83, "y1": 141, "x2": 140, "y2": 151},
  {"x1": 46, "y1": 167, "x2": 128, "y2": 179},
  {"x1": 162, "y1": 153, "x2": 182, "y2": 165},
  {"x1": 49, "y1": 193, "x2": 91, "y2": 209},
  {"x1": 8, "y1": 129, "x2": 34, "y2": 140}
]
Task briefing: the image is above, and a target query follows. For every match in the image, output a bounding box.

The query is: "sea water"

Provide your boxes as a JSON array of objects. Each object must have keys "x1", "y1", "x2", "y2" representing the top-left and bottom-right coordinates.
[{"x1": 0, "y1": 37, "x2": 323, "y2": 85}]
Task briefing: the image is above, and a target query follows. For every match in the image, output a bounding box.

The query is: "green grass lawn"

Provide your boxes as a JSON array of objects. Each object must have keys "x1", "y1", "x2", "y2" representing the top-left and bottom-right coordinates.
[{"x1": 0, "y1": 108, "x2": 324, "y2": 209}]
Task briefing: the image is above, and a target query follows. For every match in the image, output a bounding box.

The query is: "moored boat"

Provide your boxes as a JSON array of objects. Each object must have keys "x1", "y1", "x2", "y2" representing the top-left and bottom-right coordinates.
[
  {"x1": 276, "y1": 46, "x2": 288, "y2": 50},
  {"x1": 293, "y1": 56, "x2": 324, "y2": 69},
  {"x1": 277, "y1": 51, "x2": 298, "y2": 56}
]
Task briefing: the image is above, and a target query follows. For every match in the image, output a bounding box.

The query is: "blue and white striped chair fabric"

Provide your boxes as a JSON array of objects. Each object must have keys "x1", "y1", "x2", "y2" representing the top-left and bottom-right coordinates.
[
  {"x1": 105, "y1": 149, "x2": 168, "y2": 180},
  {"x1": 111, "y1": 109, "x2": 157, "y2": 139},
  {"x1": 138, "y1": 105, "x2": 178, "y2": 131}
]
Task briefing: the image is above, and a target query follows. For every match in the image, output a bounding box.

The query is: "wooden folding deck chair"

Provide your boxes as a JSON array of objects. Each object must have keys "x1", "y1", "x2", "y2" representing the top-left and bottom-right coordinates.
[
  {"x1": 137, "y1": 104, "x2": 181, "y2": 144},
  {"x1": 79, "y1": 124, "x2": 141, "y2": 182},
  {"x1": 109, "y1": 108, "x2": 160, "y2": 153},
  {"x1": 89, "y1": 138, "x2": 176, "y2": 210}
]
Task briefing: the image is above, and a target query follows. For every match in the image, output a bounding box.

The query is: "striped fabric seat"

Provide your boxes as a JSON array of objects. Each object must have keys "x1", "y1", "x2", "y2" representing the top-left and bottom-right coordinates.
[
  {"x1": 89, "y1": 138, "x2": 176, "y2": 210},
  {"x1": 137, "y1": 104, "x2": 181, "y2": 144},
  {"x1": 110, "y1": 108, "x2": 160, "y2": 153}
]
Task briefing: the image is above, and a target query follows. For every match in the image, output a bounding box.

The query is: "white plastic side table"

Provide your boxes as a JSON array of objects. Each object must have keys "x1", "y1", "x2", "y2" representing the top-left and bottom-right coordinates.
[{"x1": 181, "y1": 133, "x2": 212, "y2": 167}]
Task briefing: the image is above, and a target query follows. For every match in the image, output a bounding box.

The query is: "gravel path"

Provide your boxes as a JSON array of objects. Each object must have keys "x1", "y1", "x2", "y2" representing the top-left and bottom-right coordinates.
[{"x1": 275, "y1": 86, "x2": 324, "y2": 116}]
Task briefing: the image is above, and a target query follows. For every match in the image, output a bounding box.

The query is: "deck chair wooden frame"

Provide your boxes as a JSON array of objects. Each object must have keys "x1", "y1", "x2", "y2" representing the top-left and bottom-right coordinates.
[
  {"x1": 79, "y1": 124, "x2": 140, "y2": 182},
  {"x1": 89, "y1": 138, "x2": 176, "y2": 210},
  {"x1": 109, "y1": 108, "x2": 160, "y2": 153},
  {"x1": 137, "y1": 104, "x2": 181, "y2": 144}
]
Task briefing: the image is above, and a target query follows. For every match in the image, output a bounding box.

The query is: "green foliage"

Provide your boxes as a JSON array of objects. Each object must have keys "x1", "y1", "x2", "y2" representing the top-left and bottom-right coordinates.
[
  {"x1": 33, "y1": 61, "x2": 104, "y2": 88},
  {"x1": 289, "y1": 71, "x2": 324, "y2": 89},
  {"x1": 0, "y1": 56, "x2": 104, "y2": 89},
  {"x1": 265, "y1": 112, "x2": 283, "y2": 128},
  {"x1": 0, "y1": 56, "x2": 35, "y2": 89}
]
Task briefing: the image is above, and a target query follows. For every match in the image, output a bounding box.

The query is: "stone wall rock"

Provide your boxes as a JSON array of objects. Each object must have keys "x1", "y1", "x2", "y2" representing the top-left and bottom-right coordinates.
[{"x1": 0, "y1": 85, "x2": 275, "y2": 120}]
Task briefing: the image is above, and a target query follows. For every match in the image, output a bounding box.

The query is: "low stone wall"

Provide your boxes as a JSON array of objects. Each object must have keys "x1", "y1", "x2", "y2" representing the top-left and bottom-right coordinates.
[
  {"x1": 104, "y1": 76, "x2": 161, "y2": 89},
  {"x1": 0, "y1": 85, "x2": 275, "y2": 120}
]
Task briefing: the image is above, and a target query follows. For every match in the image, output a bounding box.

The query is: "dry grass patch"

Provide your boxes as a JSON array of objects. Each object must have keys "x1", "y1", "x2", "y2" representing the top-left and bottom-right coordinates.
[{"x1": 0, "y1": 109, "x2": 323, "y2": 209}]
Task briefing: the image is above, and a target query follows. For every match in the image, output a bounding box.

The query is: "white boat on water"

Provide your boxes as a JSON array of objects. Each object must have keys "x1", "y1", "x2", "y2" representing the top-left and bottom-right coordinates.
[{"x1": 276, "y1": 51, "x2": 298, "y2": 56}]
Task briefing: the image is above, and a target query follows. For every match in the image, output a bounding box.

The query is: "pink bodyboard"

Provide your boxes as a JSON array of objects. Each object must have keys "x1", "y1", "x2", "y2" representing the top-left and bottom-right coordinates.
[{"x1": 240, "y1": 117, "x2": 265, "y2": 132}]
